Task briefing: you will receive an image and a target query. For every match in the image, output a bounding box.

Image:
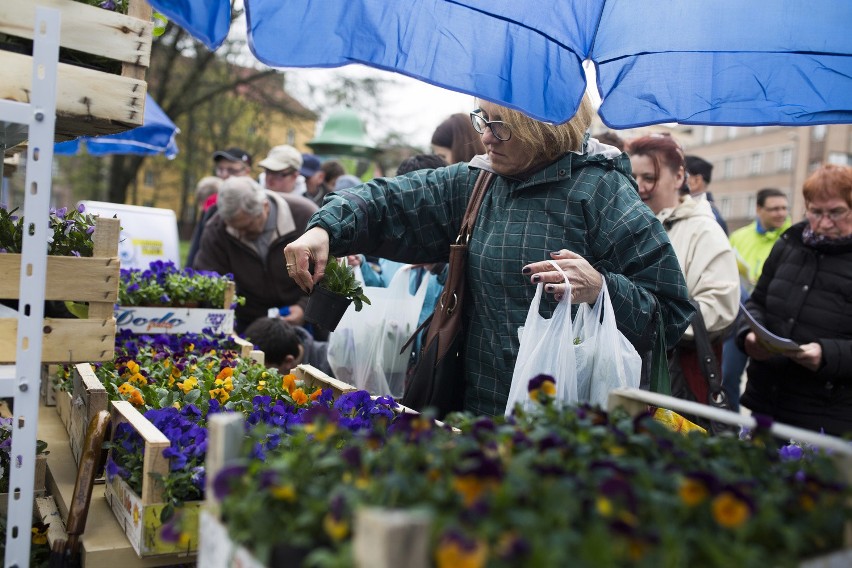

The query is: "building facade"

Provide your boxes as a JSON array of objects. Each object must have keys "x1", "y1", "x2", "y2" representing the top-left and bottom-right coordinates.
[{"x1": 593, "y1": 121, "x2": 852, "y2": 232}]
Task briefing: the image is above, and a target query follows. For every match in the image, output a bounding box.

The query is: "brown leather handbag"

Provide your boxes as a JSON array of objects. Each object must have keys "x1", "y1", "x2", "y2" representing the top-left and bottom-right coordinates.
[{"x1": 400, "y1": 171, "x2": 494, "y2": 418}]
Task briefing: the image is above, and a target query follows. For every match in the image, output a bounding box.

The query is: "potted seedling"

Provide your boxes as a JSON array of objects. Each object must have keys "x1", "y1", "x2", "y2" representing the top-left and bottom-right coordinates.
[{"x1": 304, "y1": 256, "x2": 371, "y2": 331}]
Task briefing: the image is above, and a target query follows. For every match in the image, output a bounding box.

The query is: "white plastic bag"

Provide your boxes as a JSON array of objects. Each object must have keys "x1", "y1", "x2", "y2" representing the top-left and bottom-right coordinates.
[
  {"x1": 327, "y1": 265, "x2": 428, "y2": 397},
  {"x1": 585, "y1": 284, "x2": 642, "y2": 407},
  {"x1": 505, "y1": 263, "x2": 579, "y2": 416},
  {"x1": 505, "y1": 262, "x2": 642, "y2": 416}
]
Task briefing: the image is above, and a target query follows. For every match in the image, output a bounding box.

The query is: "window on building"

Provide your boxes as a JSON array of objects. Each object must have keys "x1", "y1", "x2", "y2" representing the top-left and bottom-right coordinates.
[
  {"x1": 812, "y1": 124, "x2": 827, "y2": 141},
  {"x1": 719, "y1": 197, "x2": 732, "y2": 218},
  {"x1": 827, "y1": 152, "x2": 851, "y2": 166},
  {"x1": 749, "y1": 153, "x2": 762, "y2": 175},
  {"x1": 746, "y1": 195, "x2": 756, "y2": 217},
  {"x1": 727, "y1": 127, "x2": 738, "y2": 139},
  {"x1": 144, "y1": 170, "x2": 155, "y2": 187},
  {"x1": 287, "y1": 128, "x2": 296, "y2": 145},
  {"x1": 723, "y1": 158, "x2": 733, "y2": 179},
  {"x1": 780, "y1": 148, "x2": 793, "y2": 171},
  {"x1": 754, "y1": 126, "x2": 765, "y2": 134},
  {"x1": 703, "y1": 128, "x2": 714, "y2": 144}
]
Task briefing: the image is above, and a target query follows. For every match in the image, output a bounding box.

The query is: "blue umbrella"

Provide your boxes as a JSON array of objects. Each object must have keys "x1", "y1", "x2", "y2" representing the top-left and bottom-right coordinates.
[
  {"x1": 54, "y1": 95, "x2": 179, "y2": 158},
  {"x1": 146, "y1": 0, "x2": 852, "y2": 127}
]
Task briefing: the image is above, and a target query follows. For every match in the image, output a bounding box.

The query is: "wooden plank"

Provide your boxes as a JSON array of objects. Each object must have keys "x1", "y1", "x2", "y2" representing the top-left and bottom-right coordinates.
[
  {"x1": 0, "y1": 51, "x2": 145, "y2": 132},
  {"x1": 0, "y1": 0, "x2": 152, "y2": 66},
  {"x1": 55, "y1": 386, "x2": 73, "y2": 434},
  {"x1": 110, "y1": 401, "x2": 169, "y2": 505},
  {"x1": 205, "y1": 413, "x2": 245, "y2": 517},
  {"x1": 0, "y1": 256, "x2": 118, "y2": 301},
  {"x1": 231, "y1": 334, "x2": 253, "y2": 359},
  {"x1": 223, "y1": 282, "x2": 235, "y2": 310},
  {"x1": 0, "y1": 318, "x2": 115, "y2": 363},
  {"x1": 353, "y1": 508, "x2": 431, "y2": 568},
  {"x1": 292, "y1": 364, "x2": 358, "y2": 399},
  {"x1": 41, "y1": 364, "x2": 59, "y2": 406},
  {"x1": 68, "y1": 364, "x2": 108, "y2": 466},
  {"x1": 89, "y1": 217, "x2": 121, "y2": 320},
  {"x1": 35, "y1": 496, "x2": 68, "y2": 549}
]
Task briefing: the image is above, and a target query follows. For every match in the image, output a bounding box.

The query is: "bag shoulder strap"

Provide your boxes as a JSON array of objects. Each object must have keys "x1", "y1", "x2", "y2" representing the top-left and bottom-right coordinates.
[
  {"x1": 457, "y1": 171, "x2": 495, "y2": 244},
  {"x1": 688, "y1": 299, "x2": 723, "y2": 397}
]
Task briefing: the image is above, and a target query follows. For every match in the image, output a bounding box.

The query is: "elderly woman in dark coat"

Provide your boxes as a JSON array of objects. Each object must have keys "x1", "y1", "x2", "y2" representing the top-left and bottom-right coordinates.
[{"x1": 739, "y1": 164, "x2": 852, "y2": 435}]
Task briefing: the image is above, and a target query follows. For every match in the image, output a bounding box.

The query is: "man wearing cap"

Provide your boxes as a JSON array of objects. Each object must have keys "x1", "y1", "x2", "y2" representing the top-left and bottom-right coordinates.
[
  {"x1": 300, "y1": 153, "x2": 329, "y2": 206},
  {"x1": 186, "y1": 147, "x2": 254, "y2": 267},
  {"x1": 192, "y1": 176, "x2": 318, "y2": 334},
  {"x1": 259, "y1": 145, "x2": 303, "y2": 194}
]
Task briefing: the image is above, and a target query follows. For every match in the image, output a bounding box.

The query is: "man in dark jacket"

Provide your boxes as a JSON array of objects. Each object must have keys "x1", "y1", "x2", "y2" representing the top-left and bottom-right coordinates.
[{"x1": 193, "y1": 176, "x2": 318, "y2": 334}]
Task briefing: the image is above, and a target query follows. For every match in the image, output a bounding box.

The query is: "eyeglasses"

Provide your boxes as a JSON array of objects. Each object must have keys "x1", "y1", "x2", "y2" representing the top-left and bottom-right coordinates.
[
  {"x1": 470, "y1": 110, "x2": 512, "y2": 141},
  {"x1": 805, "y1": 207, "x2": 850, "y2": 222}
]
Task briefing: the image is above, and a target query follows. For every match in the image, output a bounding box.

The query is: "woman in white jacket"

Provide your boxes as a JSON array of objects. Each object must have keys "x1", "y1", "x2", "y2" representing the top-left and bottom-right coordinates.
[{"x1": 628, "y1": 134, "x2": 739, "y2": 406}]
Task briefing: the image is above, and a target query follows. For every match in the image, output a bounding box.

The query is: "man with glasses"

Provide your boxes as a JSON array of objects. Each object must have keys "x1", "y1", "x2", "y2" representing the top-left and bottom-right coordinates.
[
  {"x1": 723, "y1": 188, "x2": 791, "y2": 410},
  {"x1": 186, "y1": 147, "x2": 254, "y2": 267},
  {"x1": 259, "y1": 145, "x2": 303, "y2": 194}
]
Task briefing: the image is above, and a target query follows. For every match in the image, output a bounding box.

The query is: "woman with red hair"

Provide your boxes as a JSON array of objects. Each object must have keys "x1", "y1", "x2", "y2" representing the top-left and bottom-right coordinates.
[
  {"x1": 738, "y1": 164, "x2": 852, "y2": 435},
  {"x1": 628, "y1": 134, "x2": 739, "y2": 408}
]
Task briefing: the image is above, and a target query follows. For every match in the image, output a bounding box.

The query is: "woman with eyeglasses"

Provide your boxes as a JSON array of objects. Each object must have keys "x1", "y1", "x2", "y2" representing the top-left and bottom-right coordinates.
[
  {"x1": 284, "y1": 96, "x2": 694, "y2": 416},
  {"x1": 737, "y1": 163, "x2": 852, "y2": 435}
]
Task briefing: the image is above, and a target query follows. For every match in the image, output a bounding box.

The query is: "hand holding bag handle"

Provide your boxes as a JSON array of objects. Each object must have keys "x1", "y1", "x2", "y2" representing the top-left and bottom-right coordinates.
[{"x1": 401, "y1": 170, "x2": 495, "y2": 417}]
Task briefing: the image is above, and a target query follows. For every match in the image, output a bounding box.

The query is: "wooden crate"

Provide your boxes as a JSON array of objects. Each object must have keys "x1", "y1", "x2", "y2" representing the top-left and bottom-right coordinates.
[
  {"x1": 0, "y1": 0, "x2": 152, "y2": 144},
  {"x1": 116, "y1": 283, "x2": 237, "y2": 335},
  {"x1": 0, "y1": 454, "x2": 47, "y2": 516},
  {"x1": 104, "y1": 400, "x2": 201, "y2": 559},
  {"x1": 0, "y1": 216, "x2": 120, "y2": 363},
  {"x1": 66, "y1": 362, "x2": 108, "y2": 466}
]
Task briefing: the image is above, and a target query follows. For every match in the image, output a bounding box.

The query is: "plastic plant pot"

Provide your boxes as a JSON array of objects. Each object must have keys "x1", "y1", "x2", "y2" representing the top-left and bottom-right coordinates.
[{"x1": 304, "y1": 286, "x2": 352, "y2": 331}]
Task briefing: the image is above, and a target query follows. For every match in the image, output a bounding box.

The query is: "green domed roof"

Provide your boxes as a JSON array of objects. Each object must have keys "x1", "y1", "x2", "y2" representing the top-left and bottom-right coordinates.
[{"x1": 307, "y1": 109, "x2": 378, "y2": 158}]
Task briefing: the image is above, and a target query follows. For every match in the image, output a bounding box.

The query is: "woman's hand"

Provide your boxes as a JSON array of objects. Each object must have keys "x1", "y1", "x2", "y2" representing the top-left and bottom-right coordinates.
[
  {"x1": 743, "y1": 331, "x2": 773, "y2": 361},
  {"x1": 347, "y1": 255, "x2": 362, "y2": 267},
  {"x1": 522, "y1": 249, "x2": 603, "y2": 304},
  {"x1": 788, "y1": 342, "x2": 822, "y2": 372},
  {"x1": 283, "y1": 227, "x2": 330, "y2": 293}
]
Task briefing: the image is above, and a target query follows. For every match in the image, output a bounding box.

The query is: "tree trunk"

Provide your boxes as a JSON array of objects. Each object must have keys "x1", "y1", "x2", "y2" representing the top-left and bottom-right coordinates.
[{"x1": 107, "y1": 154, "x2": 146, "y2": 204}]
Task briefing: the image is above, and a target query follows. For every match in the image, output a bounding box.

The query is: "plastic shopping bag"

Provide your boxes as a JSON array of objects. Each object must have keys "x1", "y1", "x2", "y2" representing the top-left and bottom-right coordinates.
[
  {"x1": 327, "y1": 265, "x2": 428, "y2": 397},
  {"x1": 505, "y1": 263, "x2": 579, "y2": 416},
  {"x1": 585, "y1": 284, "x2": 642, "y2": 408},
  {"x1": 505, "y1": 262, "x2": 642, "y2": 416}
]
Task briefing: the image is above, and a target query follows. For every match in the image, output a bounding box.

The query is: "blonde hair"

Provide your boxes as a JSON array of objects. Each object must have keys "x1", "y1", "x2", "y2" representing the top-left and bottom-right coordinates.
[{"x1": 481, "y1": 95, "x2": 594, "y2": 171}]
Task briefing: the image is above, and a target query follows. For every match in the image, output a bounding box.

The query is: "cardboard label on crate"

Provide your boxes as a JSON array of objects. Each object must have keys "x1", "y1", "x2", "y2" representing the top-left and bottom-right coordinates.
[
  {"x1": 105, "y1": 475, "x2": 201, "y2": 557},
  {"x1": 115, "y1": 307, "x2": 234, "y2": 335}
]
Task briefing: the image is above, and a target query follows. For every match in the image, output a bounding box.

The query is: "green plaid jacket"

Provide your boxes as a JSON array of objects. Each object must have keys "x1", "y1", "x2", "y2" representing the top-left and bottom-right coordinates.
[{"x1": 309, "y1": 147, "x2": 693, "y2": 416}]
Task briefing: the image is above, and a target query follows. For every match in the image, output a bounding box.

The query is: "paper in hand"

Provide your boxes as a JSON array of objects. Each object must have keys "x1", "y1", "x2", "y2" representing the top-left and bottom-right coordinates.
[{"x1": 741, "y1": 304, "x2": 802, "y2": 353}]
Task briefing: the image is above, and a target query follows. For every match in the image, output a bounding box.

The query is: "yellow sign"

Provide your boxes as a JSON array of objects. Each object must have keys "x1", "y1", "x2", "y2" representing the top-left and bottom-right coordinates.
[{"x1": 132, "y1": 239, "x2": 164, "y2": 256}]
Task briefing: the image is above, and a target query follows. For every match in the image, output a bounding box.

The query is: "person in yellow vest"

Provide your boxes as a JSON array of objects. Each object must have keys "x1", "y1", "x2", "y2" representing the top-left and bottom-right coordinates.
[{"x1": 723, "y1": 188, "x2": 791, "y2": 410}]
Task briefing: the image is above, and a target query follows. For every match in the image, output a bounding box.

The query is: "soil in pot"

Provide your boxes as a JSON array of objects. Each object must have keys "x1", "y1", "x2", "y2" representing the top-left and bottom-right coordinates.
[{"x1": 304, "y1": 286, "x2": 352, "y2": 332}]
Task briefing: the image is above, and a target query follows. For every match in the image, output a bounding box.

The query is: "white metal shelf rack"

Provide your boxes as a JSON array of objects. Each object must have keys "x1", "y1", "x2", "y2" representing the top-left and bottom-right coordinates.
[{"x1": 0, "y1": 6, "x2": 60, "y2": 567}]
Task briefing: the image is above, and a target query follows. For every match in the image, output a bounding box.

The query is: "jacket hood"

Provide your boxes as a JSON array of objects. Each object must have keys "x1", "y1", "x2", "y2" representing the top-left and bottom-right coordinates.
[
  {"x1": 467, "y1": 134, "x2": 631, "y2": 184},
  {"x1": 657, "y1": 194, "x2": 715, "y2": 227}
]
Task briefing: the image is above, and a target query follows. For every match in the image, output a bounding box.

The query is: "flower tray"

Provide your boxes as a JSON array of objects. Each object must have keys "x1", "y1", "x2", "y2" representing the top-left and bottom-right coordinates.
[
  {"x1": 0, "y1": 216, "x2": 120, "y2": 363},
  {"x1": 115, "y1": 282, "x2": 237, "y2": 335},
  {"x1": 104, "y1": 400, "x2": 202, "y2": 559},
  {"x1": 0, "y1": 0, "x2": 151, "y2": 146}
]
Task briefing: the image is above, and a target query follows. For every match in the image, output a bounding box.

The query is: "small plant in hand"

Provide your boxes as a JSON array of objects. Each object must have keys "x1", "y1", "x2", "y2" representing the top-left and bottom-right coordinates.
[
  {"x1": 0, "y1": 203, "x2": 99, "y2": 257},
  {"x1": 317, "y1": 256, "x2": 371, "y2": 310}
]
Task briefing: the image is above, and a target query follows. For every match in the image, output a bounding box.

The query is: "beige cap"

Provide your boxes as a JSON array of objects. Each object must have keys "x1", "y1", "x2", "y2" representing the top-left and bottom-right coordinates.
[{"x1": 258, "y1": 145, "x2": 303, "y2": 172}]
